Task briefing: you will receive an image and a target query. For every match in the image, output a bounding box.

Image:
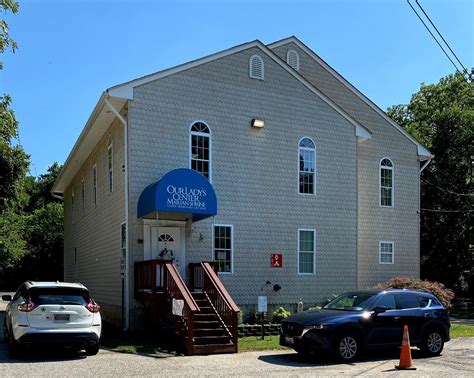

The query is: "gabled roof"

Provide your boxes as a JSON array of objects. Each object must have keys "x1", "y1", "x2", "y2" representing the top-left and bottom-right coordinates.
[
  {"x1": 107, "y1": 39, "x2": 371, "y2": 139},
  {"x1": 53, "y1": 38, "x2": 374, "y2": 194},
  {"x1": 268, "y1": 36, "x2": 432, "y2": 159}
]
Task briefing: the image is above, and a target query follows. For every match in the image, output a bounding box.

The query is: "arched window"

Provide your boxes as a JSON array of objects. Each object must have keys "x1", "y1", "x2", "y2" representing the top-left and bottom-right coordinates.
[
  {"x1": 287, "y1": 49, "x2": 300, "y2": 71},
  {"x1": 249, "y1": 54, "x2": 264, "y2": 80},
  {"x1": 190, "y1": 121, "x2": 211, "y2": 180},
  {"x1": 158, "y1": 234, "x2": 175, "y2": 243},
  {"x1": 380, "y1": 158, "x2": 394, "y2": 207},
  {"x1": 298, "y1": 137, "x2": 316, "y2": 194}
]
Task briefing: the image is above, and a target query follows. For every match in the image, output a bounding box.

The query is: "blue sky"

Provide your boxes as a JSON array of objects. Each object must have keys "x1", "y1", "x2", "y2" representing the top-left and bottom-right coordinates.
[{"x1": 2, "y1": 0, "x2": 472, "y2": 176}]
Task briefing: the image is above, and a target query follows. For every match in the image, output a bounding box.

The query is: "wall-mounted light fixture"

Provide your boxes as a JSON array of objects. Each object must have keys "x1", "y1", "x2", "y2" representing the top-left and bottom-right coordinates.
[{"x1": 251, "y1": 118, "x2": 265, "y2": 128}]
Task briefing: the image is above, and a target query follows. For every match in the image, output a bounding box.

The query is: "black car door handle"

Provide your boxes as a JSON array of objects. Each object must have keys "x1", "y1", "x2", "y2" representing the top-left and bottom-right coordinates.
[
  {"x1": 394, "y1": 316, "x2": 401, "y2": 321},
  {"x1": 424, "y1": 313, "x2": 430, "y2": 317}
]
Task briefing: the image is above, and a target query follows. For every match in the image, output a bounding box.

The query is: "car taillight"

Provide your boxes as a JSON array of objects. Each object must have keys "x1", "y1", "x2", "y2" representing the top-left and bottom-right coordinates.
[
  {"x1": 86, "y1": 299, "x2": 101, "y2": 313},
  {"x1": 17, "y1": 299, "x2": 37, "y2": 312}
]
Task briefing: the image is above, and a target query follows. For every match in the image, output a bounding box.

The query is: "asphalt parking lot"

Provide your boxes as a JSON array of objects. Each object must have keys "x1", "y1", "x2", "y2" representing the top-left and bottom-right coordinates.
[{"x1": 1, "y1": 298, "x2": 474, "y2": 377}]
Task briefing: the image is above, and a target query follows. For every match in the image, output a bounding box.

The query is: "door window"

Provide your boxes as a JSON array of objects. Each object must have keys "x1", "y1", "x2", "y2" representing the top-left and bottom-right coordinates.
[
  {"x1": 397, "y1": 294, "x2": 421, "y2": 309},
  {"x1": 374, "y1": 294, "x2": 397, "y2": 310}
]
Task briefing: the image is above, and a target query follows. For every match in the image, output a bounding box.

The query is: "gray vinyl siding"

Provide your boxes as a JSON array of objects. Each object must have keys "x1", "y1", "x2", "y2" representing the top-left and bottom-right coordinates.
[
  {"x1": 128, "y1": 47, "x2": 359, "y2": 309},
  {"x1": 63, "y1": 118, "x2": 125, "y2": 324},
  {"x1": 271, "y1": 42, "x2": 420, "y2": 289}
]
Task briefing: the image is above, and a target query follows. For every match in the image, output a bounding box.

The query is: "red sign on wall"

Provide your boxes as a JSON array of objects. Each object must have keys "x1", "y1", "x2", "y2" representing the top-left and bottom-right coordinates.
[{"x1": 271, "y1": 254, "x2": 282, "y2": 268}]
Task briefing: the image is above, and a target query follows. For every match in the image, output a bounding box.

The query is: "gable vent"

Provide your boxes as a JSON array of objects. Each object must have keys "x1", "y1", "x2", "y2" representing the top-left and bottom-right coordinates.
[
  {"x1": 249, "y1": 54, "x2": 264, "y2": 80},
  {"x1": 287, "y1": 49, "x2": 299, "y2": 71}
]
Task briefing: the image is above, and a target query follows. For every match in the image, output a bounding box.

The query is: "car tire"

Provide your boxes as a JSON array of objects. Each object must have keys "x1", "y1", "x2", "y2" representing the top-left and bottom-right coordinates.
[
  {"x1": 334, "y1": 332, "x2": 361, "y2": 362},
  {"x1": 420, "y1": 329, "x2": 444, "y2": 357},
  {"x1": 8, "y1": 328, "x2": 22, "y2": 358},
  {"x1": 85, "y1": 343, "x2": 99, "y2": 356},
  {"x1": 3, "y1": 320, "x2": 8, "y2": 342}
]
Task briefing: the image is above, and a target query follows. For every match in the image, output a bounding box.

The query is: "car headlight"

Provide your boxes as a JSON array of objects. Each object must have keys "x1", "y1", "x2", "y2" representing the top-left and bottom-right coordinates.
[{"x1": 302, "y1": 324, "x2": 332, "y2": 335}]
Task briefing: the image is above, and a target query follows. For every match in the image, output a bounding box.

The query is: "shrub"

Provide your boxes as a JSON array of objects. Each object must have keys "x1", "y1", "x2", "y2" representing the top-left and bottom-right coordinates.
[
  {"x1": 322, "y1": 293, "x2": 339, "y2": 306},
  {"x1": 272, "y1": 307, "x2": 291, "y2": 323},
  {"x1": 373, "y1": 276, "x2": 455, "y2": 309}
]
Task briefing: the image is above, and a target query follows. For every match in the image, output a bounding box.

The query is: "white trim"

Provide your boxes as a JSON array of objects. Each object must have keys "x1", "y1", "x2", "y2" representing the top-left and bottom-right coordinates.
[
  {"x1": 379, "y1": 241, "x2": 394, "y2": 264},
  {"x1": 189, "y1": 120, "x2": 212, "y2": 182},
  {"x1": 104, "y1": 96, "x2": 130, "y2": 331},
  {"x1": 268, "y1": 36, "x2": 431, "y2": 158},
  {"x1": 213, "y1": 224, "x2": 234, "y2": 274},
  {"x1": 379, "y1": 157, "x2": 394, "y2": 208},
  {"x1": 287, "y1": 49, "x2": 300, "y2": 71},
  {"x1": 297, "y1": 228, "x2": 316, "y2": 275},
  {"x1": 107, "y1": 137, "x2": 113, "y2": 194},
  {"x1": 297, "y1": 137, "x2": 316, "y2": 196},
  {"x1": 249, "y1": 54, "x2": 265, "y2": 80},
  {"x1": 106, "y1": 40, "x2": 370, "y2": 140},
  {"x1": 92, "y1": 163, "x2": 97, "y2": 207}
]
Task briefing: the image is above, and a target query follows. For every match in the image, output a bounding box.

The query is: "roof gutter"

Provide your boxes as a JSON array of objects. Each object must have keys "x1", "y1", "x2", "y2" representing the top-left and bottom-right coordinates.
[
  {"x1": 104, "y1": 92, "x2": 130, "y2": 331},
  {"x1": 420, "y1": 156, "x2": 433, "y2": 173}
]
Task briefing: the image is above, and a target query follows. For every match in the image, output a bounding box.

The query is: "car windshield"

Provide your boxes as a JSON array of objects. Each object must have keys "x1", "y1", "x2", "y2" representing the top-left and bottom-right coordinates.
[
  {"x1": 323, "y1": 293, "x2": 375, "y2": 311},
  {"x1": 29, "y1": 288, "x2": 90, "y2": 305}
]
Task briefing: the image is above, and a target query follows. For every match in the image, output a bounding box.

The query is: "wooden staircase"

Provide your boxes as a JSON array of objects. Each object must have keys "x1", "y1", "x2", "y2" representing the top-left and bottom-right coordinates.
[
  {"x1": 135, "y1": 260, "x2": 239, "y2": 355},
  {"x1": 191, "y1": 292, "x2": 235, "y2": 354}
]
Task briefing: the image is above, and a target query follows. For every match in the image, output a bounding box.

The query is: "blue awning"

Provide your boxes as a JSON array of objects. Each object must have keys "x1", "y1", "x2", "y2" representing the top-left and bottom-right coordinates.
[{"x1": 137, "y1": 168, "x2": 217, "y2": 221}]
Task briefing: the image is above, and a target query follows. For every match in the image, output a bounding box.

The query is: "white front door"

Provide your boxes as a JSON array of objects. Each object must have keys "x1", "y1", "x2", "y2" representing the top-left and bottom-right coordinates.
[{"x1": 153, "y1": 227, "x2": 185, "y2": 279}]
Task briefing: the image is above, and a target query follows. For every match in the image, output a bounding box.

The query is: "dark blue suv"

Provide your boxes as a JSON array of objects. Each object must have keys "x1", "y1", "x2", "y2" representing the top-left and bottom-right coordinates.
[{"x1": 280, "y1": 289, "x2": 450, "y2": 361}]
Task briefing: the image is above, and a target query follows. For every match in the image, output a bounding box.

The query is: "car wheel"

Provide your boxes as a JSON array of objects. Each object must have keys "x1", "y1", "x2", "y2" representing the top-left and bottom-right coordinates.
[
  {"x1": 421, "y1": 330, "x2": 444, "y2": 356},
  {"x1": 8, "y1": 329, "x2": 21, "y2": 358},
  {"x1": 3, "y1": 320, "x2": 8, "y2": 342},
  {"x1": 335, "y1": 333, "x2": 361, "y2": 362},
  {"x1": 85, "y1": 343, "x2": 99, "y2": 356}
]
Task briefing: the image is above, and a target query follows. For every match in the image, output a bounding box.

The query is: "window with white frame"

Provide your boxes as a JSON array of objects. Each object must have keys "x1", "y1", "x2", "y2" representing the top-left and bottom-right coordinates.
[
  {"x1": 298, "y1": 229, "x2": 315, "y2": 274},
  {"x1": 379, "y1": 242, "x2": 394, "y2": 264},
  {"x1": 81, "y1": 179, "x2": 85, "y2": 215},
  {"x1": 121, "y1": 222, "x2": 127, "y2": 259},
  {"x1": 298, "y1": 137, "x2": 316, "y2": 194},
  {"x1": 107, "y1": 137, "x2": 113, "y2": 193},
  {"x1": 71, "y1": 188, "x2": 75, "y2": 224},
  {"x1": 380, "y1": 158, "x2": 393, "y2": 207},
  {"x1": 92, "y1": 164, "x2": 97, "y2": 207},
  {"x1": 249, "y1": 54, "x2": 264, "y2": 80},
  {"x1": 214, "y1": 225, "x2": 233, "y2": 273},
  {"x1": 287, "y1": 49, "x2": 300, "y2": 71},
  {"x1": 190, "y1": 122, "x2": 211, "y2": 179}
]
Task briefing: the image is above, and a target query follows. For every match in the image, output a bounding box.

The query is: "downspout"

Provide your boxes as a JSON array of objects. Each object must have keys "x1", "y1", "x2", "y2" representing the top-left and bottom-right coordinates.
[
  {"x1": 419, "y1": 156, "x2": 432, "y2": 173},
  {"x1": 104, "y1": 93, "x2": 130, "y2": 331}
]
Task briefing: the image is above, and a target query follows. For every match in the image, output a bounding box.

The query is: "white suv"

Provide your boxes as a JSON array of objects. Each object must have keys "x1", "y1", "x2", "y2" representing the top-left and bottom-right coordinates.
[{"x1": 2, "y1": 281, "x2": 101, "y2": 356}]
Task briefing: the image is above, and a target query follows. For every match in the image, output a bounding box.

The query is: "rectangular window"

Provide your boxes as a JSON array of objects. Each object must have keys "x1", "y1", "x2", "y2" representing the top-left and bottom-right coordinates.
[
  {"x1": 93, "y1": 164, "x2": 97, "y2": 206},
  {"x1": 107, "y1": 141, "x2": 113, "y2": 193},
  {"x1": 213, "y1": 225, "x2": 233, "y2": 273},
  {"x1": 298, "y1": 229, "x2": 315, "y2": 274},
  {"x1": 379, "y1": 242, "x2": 394, "y2": 264},
  {"x1": 71, "y1": 189, "x2": 75, "y2": 224},
  {"x1": 121, "y1": 222, "x2": 127, "y2": 258},
  {"x1": 81, "y1": 179, "x2": 85, "y2": 215}
]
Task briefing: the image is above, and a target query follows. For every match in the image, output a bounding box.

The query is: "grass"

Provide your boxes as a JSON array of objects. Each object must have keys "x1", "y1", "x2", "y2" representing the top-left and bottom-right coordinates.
[
  {"x1": 238, "y1": 335, "x2": 288, "y2": 352},
  {"x1": 451, "y1": 324, "x2": 474, "y2": 338}
]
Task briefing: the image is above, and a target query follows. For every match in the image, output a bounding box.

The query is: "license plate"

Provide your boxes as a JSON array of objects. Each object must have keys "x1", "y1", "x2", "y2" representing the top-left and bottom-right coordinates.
[
  {"x1": 54, "y1": 314, "x2": 70, "y2": 322},
  {"x1": 285, "y1": 336, "x2": 294, "y2": 345}
]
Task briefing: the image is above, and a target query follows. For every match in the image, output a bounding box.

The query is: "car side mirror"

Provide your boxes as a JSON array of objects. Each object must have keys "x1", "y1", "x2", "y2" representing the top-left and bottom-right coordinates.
[
  {"x1": 372, "y1": 306, "x2": 387, "y2": 314},
  {"x1": 2, "y1": 294, "x2": 12, "y2": 302}
]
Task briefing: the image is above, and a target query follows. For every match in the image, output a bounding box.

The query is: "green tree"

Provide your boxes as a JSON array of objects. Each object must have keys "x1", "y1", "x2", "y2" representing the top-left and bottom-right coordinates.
[{"x1": 387, "y1": 73, "x2": 474, "y2": 296}]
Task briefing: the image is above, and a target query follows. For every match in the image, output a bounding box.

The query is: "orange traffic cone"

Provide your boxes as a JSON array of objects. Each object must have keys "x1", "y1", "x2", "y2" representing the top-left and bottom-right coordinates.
[{"x1": 395, "y1": 325, "x2": 416, "y2": 370}]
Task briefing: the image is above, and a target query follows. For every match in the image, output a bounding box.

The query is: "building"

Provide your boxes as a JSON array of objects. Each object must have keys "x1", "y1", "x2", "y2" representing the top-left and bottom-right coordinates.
[{"x1": 52, "y1": 36, "x2": 431, "y2": 354}]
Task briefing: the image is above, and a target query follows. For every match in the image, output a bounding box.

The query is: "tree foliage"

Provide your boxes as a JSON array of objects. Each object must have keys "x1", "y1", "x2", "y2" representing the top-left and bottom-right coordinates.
[{"x1": 387, "y1": 73, "x2": 474, "y2": 296}]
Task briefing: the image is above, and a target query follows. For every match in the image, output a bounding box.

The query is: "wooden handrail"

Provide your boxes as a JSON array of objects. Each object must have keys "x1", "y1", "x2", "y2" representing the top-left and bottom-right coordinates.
[
  {"x1": 164, "y1": 263, "x2": 199, "y2": 312},
  {"x1": 202, "y1": 263, "x2": 240, "y2": 312},
  {"x1": 201, "y1": 262, "x2": 239, "y2": 352}
]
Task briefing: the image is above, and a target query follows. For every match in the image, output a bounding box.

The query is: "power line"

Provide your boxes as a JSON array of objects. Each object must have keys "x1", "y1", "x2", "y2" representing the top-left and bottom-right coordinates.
[
  {"x1": 406, "y1": 0, "x2": 466, "y2": 78},
  {"x1": 421, "y1": 178, "x2": 474, "y2": 197},
  {"x1": 415, "y1": 0, "x2": 469, "y2": 76}
]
